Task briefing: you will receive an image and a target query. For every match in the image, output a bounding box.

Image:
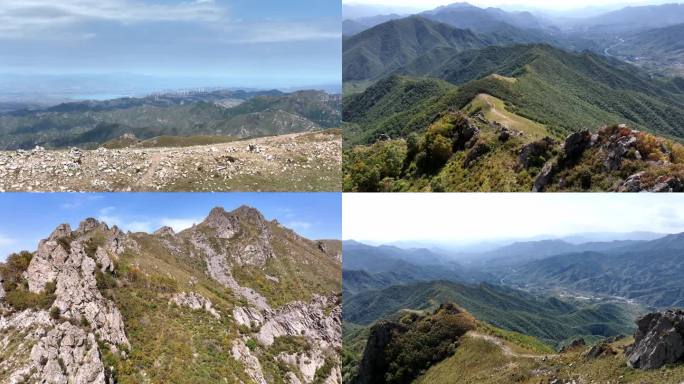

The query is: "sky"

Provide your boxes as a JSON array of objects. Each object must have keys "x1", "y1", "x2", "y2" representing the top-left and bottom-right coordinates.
[
  {"x1": 0, "y1": 192, "x2": 341, "y2": 261},
  {"x1": 0, "y1": 0, "x2": 341, "y2": 93},
  {"x1": 343, "y1": 0, "x2": 678, "y2": 13},
  {"x1": 343, "y1": 194, "x2": 684, "y2": 245}
]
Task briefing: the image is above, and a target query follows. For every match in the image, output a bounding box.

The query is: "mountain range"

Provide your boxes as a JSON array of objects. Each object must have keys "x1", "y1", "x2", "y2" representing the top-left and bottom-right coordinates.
[
  {"x1": 343, "y1": 232, "x2": 684, "y2": 383},
  {"x1": 0, "y1": 206, "x2": 342, "y2": 383},
  {"x1": 342, "y1": 2, "x2": 684, "y2": 192},
  {"x1": 0, "y1": 89, "x2": 341, "y2": 150}
]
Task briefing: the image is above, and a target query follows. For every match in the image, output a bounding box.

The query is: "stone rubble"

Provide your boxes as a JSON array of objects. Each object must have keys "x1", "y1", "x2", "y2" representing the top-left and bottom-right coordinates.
[{"x1": 0, "y1": 131, "x2": 341, "y2": 192}]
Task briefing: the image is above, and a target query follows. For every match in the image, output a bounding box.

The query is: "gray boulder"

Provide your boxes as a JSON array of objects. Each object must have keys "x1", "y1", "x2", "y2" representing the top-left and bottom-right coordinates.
[
  {"x1": 562, "y1": 130, "x2": 592, "y2": 165},
  {"x1": 626, "y1": 309, "x2": 684, "y2": 369}
]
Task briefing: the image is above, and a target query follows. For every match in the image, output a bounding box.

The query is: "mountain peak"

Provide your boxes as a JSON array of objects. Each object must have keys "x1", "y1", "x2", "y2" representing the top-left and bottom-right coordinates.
[
  {"x1": 153, "y1": 226, "x2": 175, "y2": 237},
  {"x1": 47, "y1": 223, "x2": 72, "y2": 241},
  {"x1": 232, "y1": 205, "x2": 267, "y2": 222}
]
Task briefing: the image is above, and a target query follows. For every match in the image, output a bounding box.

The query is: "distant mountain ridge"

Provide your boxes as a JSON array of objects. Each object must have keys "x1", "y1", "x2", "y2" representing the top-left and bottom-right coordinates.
[
  {"x1": 501, "y1": 232, "x2": 684, "y2": 308},
  {"x1": 0, "y1": 89, "x2": 341, "y2": 149}
]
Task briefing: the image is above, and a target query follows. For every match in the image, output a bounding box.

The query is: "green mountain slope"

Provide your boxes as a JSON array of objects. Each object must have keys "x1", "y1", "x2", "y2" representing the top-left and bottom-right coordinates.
[
  {"x1": 346, "y1": 44, "x2": 684, "y2": 143},
  {"x1": 343, "y1": 16, "x2": 490, "y2": 82},
  {"x1": 343, "y1": 76, "x2": 460, "y2": 146},
  {"x1": 344, "y1": 281, "x2": 636, "y2": 347},
  {"x1": 401, "y1": 44, "x2": 684, "y2": 138}
]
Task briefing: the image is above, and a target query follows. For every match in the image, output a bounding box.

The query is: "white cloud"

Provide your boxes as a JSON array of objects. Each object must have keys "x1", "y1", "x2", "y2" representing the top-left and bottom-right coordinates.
[
  {"x1": 0, "y1": 0, "x2": 226, "y2": 38},
  {"x1": 224, "y1": 21, "x2": 340, "y2": 43},
  {"x1": 98, "y1": 215, "x2": 153, "y2": 233},
  {"x1": 159, "y1": 217, "x2": 202, "y2": 232},
  {"x1": 343, "y1": 194, "x2": 684, "y2": 244},
  {"x1": 286, "y1": 220, "x2": 314, "y2": 231}
]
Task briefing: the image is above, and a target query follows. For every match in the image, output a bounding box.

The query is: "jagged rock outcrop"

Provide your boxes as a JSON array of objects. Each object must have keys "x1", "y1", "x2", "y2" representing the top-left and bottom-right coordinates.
[
  {"x1": 626, "y1": 309, "x2": 684, "y2": 369},
  {"x1": 94, "y1": 247, "x2": 113, "y2": 273},
  {"x1": 190, "y1": 229, "x2": 271, "y2": 311},
  {"x1": 355, "y1": 321, "x2": 408, "y2": 384},
  {"x1": 153, "y1": 226, "x2": 175, "y2": 237},
  {"x1": 560, "y1": 338, "x2": 586, "y2": 353},
  {"x1": 231, "y1": 339, "x2": 268, "y2": 384},
  {"x1": 533, "y1": 124, "x2": 684, "y2": 192},
  {"x1": 463, "y1": 142, "x2": 491, "y2": 167},
  {"x1": 256, "y1": 295, "x2": 340, "y2": 348},
  {"x1": 452, "y1": 116, "x2": 480, "y2": 151},
  {"x1": 169, "y1": 291, "x2": 220, "y2": 319},
  {"x1": 30, "y1": 322, "x2": 107, "y2": 384},
  {"x1": 233, "y1": 306, "x2": 265, "y2": 328},
  {"x1": 27, "y1": 230, "x2": 129, "y2": 347},
  {"x1": 1, "y1": 206, "x2": 341, "y2": 384},
  {"x1": 562, "y1": 130, "x2": 593, "y2": 165},
  {"x1": 354, "y1": 303, "x2": 475, "y2": 384},
  {"x1": 585, "y1": 340, "x2": 617, "y2": 359},
  {"x1": 619, "y1": 172, "x2": 684, "y2": 192},
  {"x1": 204, "y1": 207, "x2": 241, "y2": 239},
  {"x1": 277, "y1": 352, "x2": 326, "y2": 383},
  {"x1": 517, "y1": 137, "x2": 556, "y2": 170}
]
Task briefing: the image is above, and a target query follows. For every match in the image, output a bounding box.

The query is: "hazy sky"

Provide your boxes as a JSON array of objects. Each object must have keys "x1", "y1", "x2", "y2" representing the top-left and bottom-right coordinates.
[
  {"x1": 343, "y1": 0, "x2": 677, "y2": 12},
  {"x1": 0, "y1": 0, "x2": 341, "y2": 89},
  {"x1": 0, "y1": 193, "x2": 341, "y2": 261},
  {"x1": 343, "y1": 194, "x2": 684, "y2": 244}
]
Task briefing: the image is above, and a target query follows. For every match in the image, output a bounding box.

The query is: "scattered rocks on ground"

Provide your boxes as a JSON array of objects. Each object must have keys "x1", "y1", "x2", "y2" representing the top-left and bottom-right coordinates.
[{"x1": 0, "y1": 131, "x2": 341, "y2": 192}]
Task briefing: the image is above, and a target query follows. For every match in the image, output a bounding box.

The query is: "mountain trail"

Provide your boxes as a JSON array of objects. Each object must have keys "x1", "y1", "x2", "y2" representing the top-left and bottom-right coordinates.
[
  {"x1": 135, "y1": 152, "x2": 162, "y2": 188},
  {"x1": 468, "y1": 331, "x2": 558, "y2": 360}
]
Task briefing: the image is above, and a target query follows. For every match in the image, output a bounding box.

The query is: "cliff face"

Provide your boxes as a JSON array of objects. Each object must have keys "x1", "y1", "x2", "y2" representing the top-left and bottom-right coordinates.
[{"x1": 0, "y1": 206, "x2": 341, "y2": 384}]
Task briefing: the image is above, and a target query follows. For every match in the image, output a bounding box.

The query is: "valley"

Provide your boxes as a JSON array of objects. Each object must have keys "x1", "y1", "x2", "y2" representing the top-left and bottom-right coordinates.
[
  {"x1": 342, "y1": 2, "x2": 684, "y2": 192},
  {"x1": 342, "y1": 227, "x2": 684, "y2": 383}
]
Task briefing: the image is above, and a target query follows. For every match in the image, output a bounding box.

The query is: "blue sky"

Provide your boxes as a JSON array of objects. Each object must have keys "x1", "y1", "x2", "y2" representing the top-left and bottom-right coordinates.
[
  {"x1": 0, "y1": 0, "x2": 341, "y2": 94},
  {"x1": 0, "y1": 193, "x2": 341, "y2": 260}
]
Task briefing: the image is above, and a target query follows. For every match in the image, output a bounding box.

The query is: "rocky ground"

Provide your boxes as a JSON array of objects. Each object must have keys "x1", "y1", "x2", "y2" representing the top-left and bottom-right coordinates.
[{"x1": 0, "y1": 130, "x2": 341, "y2": 192}]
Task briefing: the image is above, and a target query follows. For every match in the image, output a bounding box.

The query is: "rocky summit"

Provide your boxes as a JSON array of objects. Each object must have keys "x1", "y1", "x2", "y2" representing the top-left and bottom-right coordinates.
[
  {"x1": 0, "y1": 206, "x2": 342, "y2": 384},
  {"x1": 0, "y1": 130, "x2": 341, "y2": 192}
]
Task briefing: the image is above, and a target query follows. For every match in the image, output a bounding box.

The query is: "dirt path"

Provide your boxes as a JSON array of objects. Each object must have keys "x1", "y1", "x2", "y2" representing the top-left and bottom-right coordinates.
[
  {"x1": 468, "y1": 332, "x2": 558, "y2": 360},
  {"x1": 135, "y1": 152, "x2": 162, "y2": 188},
  {"x1": 482, "y1": 94, "x2": 512, "y2": 128}
]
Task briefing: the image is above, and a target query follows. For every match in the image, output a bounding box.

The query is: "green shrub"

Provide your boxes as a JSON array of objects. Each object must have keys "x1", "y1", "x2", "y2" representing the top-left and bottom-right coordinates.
[
  {"x1": 382, "y1": 304, "x2": 477, "y2": 384},
  {"x1": 5, "y1": 288, "x2": 56, "y2": 311},
  {"x1": 50, "y1": 306, "x2": 61, "y2": 320},
  {"x1": 246, "y1": 338, "x2": 258, "y2": 351},
  {"x1": 0, "y1": 251, "x2": 33, "y2": 291}
]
